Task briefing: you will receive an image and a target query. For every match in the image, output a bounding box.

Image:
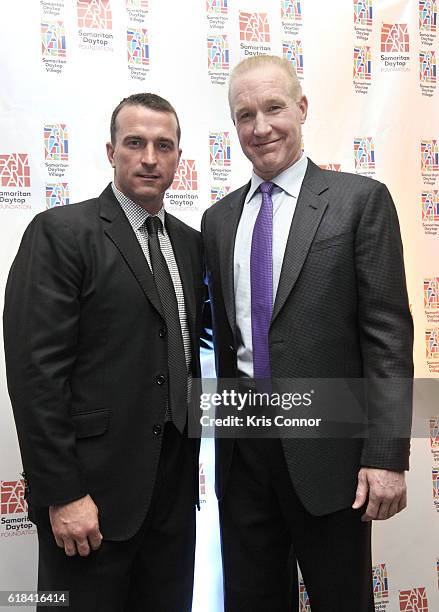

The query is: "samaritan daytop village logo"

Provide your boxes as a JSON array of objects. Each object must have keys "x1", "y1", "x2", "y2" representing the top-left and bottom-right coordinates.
[
  {"x1": 319, "y1": 163, "x2": 341, "y2": 171},
  {"x1": 77, "y1": 0, "x2": 114, "y2": 52},
  {"x1": 41, "y1": 21, "x2": 67, "y2": 75},
  {"x1": 299, "y1": 580, "x2": 310, "y2": 611},
  {"x1": 165, "y1": 159, "x2": 199, "y2": 212},
  {"x1": 353, "y1": 46, "x2": 372, "y2": 94},
  {"x1": 354, "y1": 0, "x2": 373, "y2": 42},
  {"x1": 206, "y1": 0, "x2": 229, "y2": 31},
  {"x1": 354, "y1": 137, "x2": 375, "y2": 176},
  {"x1": 210, "y1": 186, "x2": 230, "y2": 205},
  {"x1": 430, "y1": 417, "x2": 439, "y2": 464},
  {"x1": 421, "y1": 140, "x2": 439, "y2": 186},
  {"x1": 0, "y1": 479, "x2": 35, "y2": 539},
  {"x1": 127, "y1": 28, "x2": 149, "y2": 81},
  {"x1": 209, "y1": 131, "x2": 231, "y2": 199},
  {"x1": 207, "y1": 34, "x2": 229, "y2": 86},
  {"x1": 419, "y1": 51, "x2": 436, "y2": 97},
  {"x1": 424, "y1": 277, "x2": 439, "y2": 323},
  {"x1": 373, "y1": 563, "x2": 390, "y2": 610},
  {"x1": 425, "y1": 327, "x2": 439, "y2": 372},
  {"x1": 380, "y1": 23, "x2": 410, "y2": 72},
  {"x1": 281, "y1": 0, "x2": 303, "y2": 37},
  {"x1": 46, "y1": 183, "x2": 70, "y2": 208},
  {"x1": 0, "y1": 154, "x2": 31, "y2": 210},
  {"x1": 40, "y1": 1, "x2": 65, "y2": 18},
  {"x1": 239, "y1": 11, "x2": 271, "y2": 58},
  {"x1": 44, "y1": 123, "x2": 69, "y2": 178},
  {"x1": 283, "y1": 40, "x2": 304, "y2": 79},
  {"x1": 126, "y1": 0, "x2": 148, "y2": 25},
  {"x1": 419, "y1": 0, "x2": 437, "y2": 46},
  {"x1": 421, "y1": 191, "x2": 439, "y2": 236}
]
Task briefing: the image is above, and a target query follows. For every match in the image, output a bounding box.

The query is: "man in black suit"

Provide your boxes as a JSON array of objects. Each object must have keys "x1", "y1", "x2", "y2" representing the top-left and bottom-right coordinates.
[
  {"x1": 202, "y1": 55, "x2": 413, "y2": 611},
  {"x1": 4, "y1": 93, "x2": 204, "y2": 611}
]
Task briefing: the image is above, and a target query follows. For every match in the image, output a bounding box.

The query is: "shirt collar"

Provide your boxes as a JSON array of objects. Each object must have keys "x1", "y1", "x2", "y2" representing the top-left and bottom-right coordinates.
[
  {"x1": 111, "y1": 182, "x2": 165, "y2": 231},
  {"x1": 244, "y1": 154, "x2": 308, "y2": 205}
]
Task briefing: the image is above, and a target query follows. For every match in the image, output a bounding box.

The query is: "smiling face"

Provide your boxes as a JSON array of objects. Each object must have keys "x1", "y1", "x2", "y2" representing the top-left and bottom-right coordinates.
[
  {"x1": 230, "y1": 64, "x2": 308, "y2": 181},
  {"x1": 106, "y1": 104, "x2": 181, "y2": 214}
]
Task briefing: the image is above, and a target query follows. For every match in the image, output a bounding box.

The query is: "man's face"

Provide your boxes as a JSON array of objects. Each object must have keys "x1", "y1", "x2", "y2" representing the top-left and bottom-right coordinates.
[
  {"x1": 106, "y1": 104, "x2": 181, "y2": 213},
  {"x1": 230, "y1": 65, "x2": 308, "y2": 180}
]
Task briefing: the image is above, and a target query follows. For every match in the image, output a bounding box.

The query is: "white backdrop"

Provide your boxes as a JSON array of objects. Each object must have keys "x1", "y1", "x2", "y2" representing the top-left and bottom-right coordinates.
[{"x1": 0, "y1": 1, "x2": 438, "y2": 610}]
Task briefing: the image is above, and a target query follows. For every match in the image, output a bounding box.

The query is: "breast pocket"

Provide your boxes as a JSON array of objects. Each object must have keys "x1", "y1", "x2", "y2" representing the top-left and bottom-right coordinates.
[{"x1": 309, "y1": 231, "x2": 354, "y2": 252}]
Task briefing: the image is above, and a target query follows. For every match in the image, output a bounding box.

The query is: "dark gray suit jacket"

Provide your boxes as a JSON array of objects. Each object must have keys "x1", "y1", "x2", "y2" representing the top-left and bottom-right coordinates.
[
  {"x1": 202, "y1": 159, "x2": 413, "y2": 516},
  {"x1": 4, "y1": 184, "x2": 204, "y2": 539}
]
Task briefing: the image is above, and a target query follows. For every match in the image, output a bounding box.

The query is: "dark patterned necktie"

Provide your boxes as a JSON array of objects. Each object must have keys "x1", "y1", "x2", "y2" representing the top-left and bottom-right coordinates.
[
  {"x1": 250, "y1": 181, "x2": 274, "y2": 379},
  {"x1": 146, "y1": 215, "x2": 187, "y2": 433}
]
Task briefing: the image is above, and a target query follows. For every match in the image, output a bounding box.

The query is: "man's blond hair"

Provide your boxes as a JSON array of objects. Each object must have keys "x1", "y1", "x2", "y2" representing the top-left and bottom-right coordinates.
[{"x1": 228, "y1": 55, "x2": 303, "y2": 114}]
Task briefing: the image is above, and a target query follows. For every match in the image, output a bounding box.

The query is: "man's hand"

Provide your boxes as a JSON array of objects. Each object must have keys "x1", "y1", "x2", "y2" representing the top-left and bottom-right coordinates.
[
  {"x1": 352, "y1": 468, "x2": 407, "y2": 522},
  {"x1": 49, "y1": 494, "x2": 103, "y2": 557}
]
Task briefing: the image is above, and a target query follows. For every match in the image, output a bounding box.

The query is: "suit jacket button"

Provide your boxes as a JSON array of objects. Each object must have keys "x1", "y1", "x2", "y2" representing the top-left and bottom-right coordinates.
[
  {"x1": 156, "y1": 374, "x2": 166, "y2": 385},
  {"x1": 153, "y1": 424, "x2": 162, "y2": 436},
  {"x1": 159, "y1": 327, "x2": 167, "y2": 338}
]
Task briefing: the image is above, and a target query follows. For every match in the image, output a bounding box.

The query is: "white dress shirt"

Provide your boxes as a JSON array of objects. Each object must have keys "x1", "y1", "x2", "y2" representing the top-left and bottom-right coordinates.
[{"x1": 234, "y1": 155, "x2": 308, "y2": 377}]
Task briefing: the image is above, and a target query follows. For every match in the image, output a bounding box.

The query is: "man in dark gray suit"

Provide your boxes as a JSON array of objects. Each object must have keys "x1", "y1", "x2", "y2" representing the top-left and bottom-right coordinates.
[{"x1": 202, "y1": 55, "x2": 413, "y2": 611}]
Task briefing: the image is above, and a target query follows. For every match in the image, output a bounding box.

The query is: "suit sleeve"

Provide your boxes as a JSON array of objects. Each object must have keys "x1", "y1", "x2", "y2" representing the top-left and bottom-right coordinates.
[
  {"x1": 354, "y1": 182, "x2": 413, "y2": 471},
  {"x1": 3, "y1": 212, "x2": 88, "y2": 507}
]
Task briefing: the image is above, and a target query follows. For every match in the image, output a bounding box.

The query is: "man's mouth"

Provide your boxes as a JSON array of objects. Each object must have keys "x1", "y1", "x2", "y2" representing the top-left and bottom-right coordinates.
[
  {"x1": 254, "y1": 139, "x2": 280, "y2": 149},
  {"x1": 137, "y1": 174, "x2": 159, "y2": 180}
]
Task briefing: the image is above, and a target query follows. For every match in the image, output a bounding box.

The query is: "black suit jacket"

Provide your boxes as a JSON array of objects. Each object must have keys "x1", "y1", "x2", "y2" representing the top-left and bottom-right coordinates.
[
  {"x1": 202, "y1": 159, "x2": 413, "y2": 516},
  {"x1": 3, "y1": 184, "x2": 204, "y2": 540}
]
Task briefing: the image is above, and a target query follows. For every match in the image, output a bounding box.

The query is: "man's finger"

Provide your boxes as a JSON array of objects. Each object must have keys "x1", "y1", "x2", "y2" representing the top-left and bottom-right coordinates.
[
  {"x1": 63, "y1": 537, "x2": 77, "y2": 557},
  {"x1": 377, "y1": 500, "x2": 392, "y2": 520},
  {"x1": 75, "y1": 537, "x2": 91, "y2": 557},
  {"x1": 362, "y1": 496, "x2": 380, "y2": 521},
  {"x1": 387, "y1": 498, "x2": 400, "y2": 519},
  {"x1": 53, "y1": 534, "x2": 64, "y2": 549},
  {"x1": 352, "y1": 478, "x2": 368, "y2": 509},
  {"x1": 397, "y1": 489, "x2": 407, "y2": 514},
  {"x1": 89, "y1": 529, "x2": 103, "y2": 551}
]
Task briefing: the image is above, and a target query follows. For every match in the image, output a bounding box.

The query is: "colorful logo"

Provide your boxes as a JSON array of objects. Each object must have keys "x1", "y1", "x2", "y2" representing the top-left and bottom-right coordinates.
[
  {"x1": 420, "y1": 51, "x2": 436, "y2": 83},
  {"x1": 399, "y1": 587, "x2": 429, "y2": 611},
  {"x1": 422, "y1": 191, "x2": 439, "y2": 221},
  {"x1": 354, "y1": 46, "x2": 371, "y2": 80},
  {"x1": 0, "y1": 480, "x2": 27, "y2": 515},
  {"x1": 381, "y1": 24, "x2": 410, "y2": 52},
  {"x1": 44, "y1": 124, "x2": 69, "y2": 162},
  {"x1": 199, "y1": 463, "x2": 206, "y2": 497},
  {"x1": 421, "y1": 140, "x2": 439, "y2": 172},
  {"x1": 354, "y1": 0, "x2": 373, "y2": 26},
  {"x1": 319, "y1": 163, "x2": 341, "y2": 171},
  {"x1": 206, "y1": 0, "x2": 228, "y2": 14},
  {"x1": 430, "y1": 417, "x2": 439, "y2": 450},
  {"x1": 127, "y1": 29, "x2": 149, "y2": 66},
  {"x1": 426, "y1": 328, "x2": 439, "y2": 359},
  {"x1": 0, "y1": 154, "x2": 30, "y2": 188},
  {"x1": 211, "y1": 186, "x2": 230, "y2": 205},
  {"x1": 419, "y1": 0, "x2": 437, "y2": 32},
  {"x1": 126, "y1": 0, "x2": 148, "y2": 9},
  {"x1": 283, "y1": 41, "x2": 303, "y2": 75},
  {"x1": 172, "y1": 160, "x2": 198, "y2": 190},
  {"x1": 424, "y1": 278, "x2": 439, "y2": 308},
  {"x1": 210, "y1": 132, "x2": 231, "y2": 166},
  {"x1": 299, "y1": 580, "x2": 311, "y2": 611},
  {"x1": 77, "y1": 0, "x2": 112, "y2": 29},
  {"x1": 373, "y1": 563, "x2": 389, "y2": 600},
  {"x1": 354, "y1": 137, "x2": 375, "y2": 170},
  {"x1": 46, "y1": 183, "x2": 70, "y2": 208},
  {"x1": 239, "y1": 11, "x2": 270, "y2": 43},
  {"x1": 41, "y1": 22, "x2": 66, "y2": 57},
  {"x1": 207, "y1": 35, "x2": 229, "y2": 70},
  {"x1": 281, "y1": 0, "x2": 302, "y2": 22}
]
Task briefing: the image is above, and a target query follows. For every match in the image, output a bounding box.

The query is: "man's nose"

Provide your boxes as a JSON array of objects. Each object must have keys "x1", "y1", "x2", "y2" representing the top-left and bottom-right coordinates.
[
  {"x1": 141, "y1": 144, "x2": 157, "y2": 166},
  {"x1": 253, "y1": 112, "x2": 271, "y2": 137}
]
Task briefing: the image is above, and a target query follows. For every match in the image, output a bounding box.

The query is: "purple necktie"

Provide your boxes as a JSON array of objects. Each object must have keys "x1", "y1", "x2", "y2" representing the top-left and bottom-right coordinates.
[{"x1": 250, "y1": 181, "x2": 274, "y2": 379}]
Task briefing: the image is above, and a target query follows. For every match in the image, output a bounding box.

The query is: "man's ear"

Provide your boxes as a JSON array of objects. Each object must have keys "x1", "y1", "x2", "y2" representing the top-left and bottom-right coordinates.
[
  {"x1": 298, "y1": 96, "x2": 308, "y2": 124},
  {"x1": 106, "y1": 142, "x2": 115, "y2": 168}
]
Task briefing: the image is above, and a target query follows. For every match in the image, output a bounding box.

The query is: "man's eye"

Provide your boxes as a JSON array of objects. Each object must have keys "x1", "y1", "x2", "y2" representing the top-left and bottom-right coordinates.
[
  {"x1": 268, "y1": 105, "x2": 281, "y2": 112},
  {"x1": 127, "y1": 139, "x2": 141, "y2": 147},
  {"x1": 158, "y1": 142, "x2": 171, "y2": 150},
  {"x1": 238, "y1": 112, "x2": 250, "y2": 121}
]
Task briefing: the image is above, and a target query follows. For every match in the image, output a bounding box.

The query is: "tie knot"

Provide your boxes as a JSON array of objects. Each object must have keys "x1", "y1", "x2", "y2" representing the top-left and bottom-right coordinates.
[
  {"x1": 145, "y1": 215, "x2": 162, "y2": 236},
  {"x1": 259, "y1": 181, "x2": 274, "y2": 196}
]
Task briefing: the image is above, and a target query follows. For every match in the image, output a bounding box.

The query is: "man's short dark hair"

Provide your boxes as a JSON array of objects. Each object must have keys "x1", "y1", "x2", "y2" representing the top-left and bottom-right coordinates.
[{"x1": 110, "y1": 93, "x2": 181, "y2": 144}]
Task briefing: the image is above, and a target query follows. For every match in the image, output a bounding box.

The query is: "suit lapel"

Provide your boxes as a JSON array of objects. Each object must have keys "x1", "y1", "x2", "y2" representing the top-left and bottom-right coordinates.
[
  {"x1": 99, "y1": 185, "x2": 164, "y2": 318},
  {"x1": 272, "y1": 160, "x2": 329, "y2": 324},
  {"x1": 219, "y1": 183, "x2": 250, "y2": 341}
]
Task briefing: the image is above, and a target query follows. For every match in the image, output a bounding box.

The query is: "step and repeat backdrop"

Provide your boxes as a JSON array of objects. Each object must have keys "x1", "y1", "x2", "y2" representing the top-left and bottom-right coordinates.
[{"x1": 0, "y1": 1, "x2": 438, "y2": 610}]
